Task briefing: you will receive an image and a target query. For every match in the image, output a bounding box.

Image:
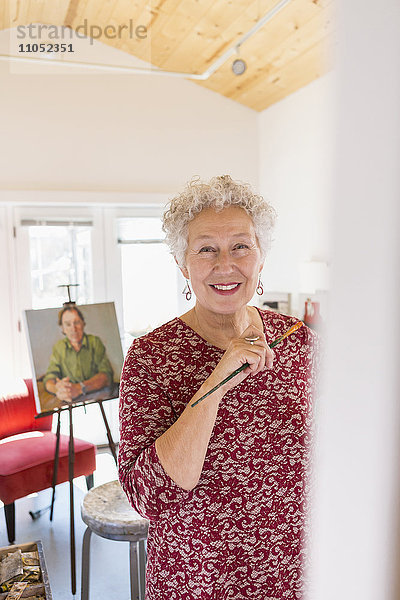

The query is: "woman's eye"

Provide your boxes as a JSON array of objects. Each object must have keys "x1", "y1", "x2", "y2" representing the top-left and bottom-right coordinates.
[
  {"x1": 234, "y1": 244, "x2": 249, "y2": 250},
  {"x1": 199, "y1": 246, "x2": 215, "y2": 253}
]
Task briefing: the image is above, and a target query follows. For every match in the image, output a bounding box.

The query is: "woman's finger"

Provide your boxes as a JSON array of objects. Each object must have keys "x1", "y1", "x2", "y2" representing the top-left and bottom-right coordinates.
[
  {"x1": 236, "y1": 342, "x2": 266, "y2": 375},
  {"x1": 240, "y1": 328, "x2": 273, "y2": 372}
]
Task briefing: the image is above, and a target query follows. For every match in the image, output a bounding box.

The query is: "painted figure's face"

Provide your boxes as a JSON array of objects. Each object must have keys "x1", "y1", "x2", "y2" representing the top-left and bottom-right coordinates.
[
  {"x1": 181, "y1": 206, "x2": 263, "y2": 315},
  {"x1": 61, "y1": 309, "x2": 85, "y2": 345}
]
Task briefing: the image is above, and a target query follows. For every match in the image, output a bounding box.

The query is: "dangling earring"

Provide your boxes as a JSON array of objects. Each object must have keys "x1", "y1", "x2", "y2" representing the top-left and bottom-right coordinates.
[
  {"x1": 182, "y1": 280, "x2": 192, "y2": 301},
  {"x1": 256, "y1": 277, "x2": 264, "y2": 296}
]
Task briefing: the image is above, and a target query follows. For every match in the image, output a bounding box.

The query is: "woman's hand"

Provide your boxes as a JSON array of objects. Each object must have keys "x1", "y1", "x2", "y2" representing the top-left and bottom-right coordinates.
[
  {"x1": 155, "y1": 325, "x2": 273, "y2": 491},
  {"x1": 205, "y1": 325, "x2": 274, "y2": 396}
]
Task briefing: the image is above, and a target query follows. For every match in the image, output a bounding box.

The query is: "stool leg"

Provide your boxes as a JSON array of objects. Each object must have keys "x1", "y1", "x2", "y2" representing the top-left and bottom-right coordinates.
[
  {"x1": 81, "y1": 527, "x2": 92, "y2": 600},
  {"x1": 138, "y1": 539, "x2": 146, "y2": 600},
  {"x1": 85, "y1": 474, "x2": 94, "y2": 490},
  {"x1": 129, "y1": 542, "x2": 140, "y2": 600}
]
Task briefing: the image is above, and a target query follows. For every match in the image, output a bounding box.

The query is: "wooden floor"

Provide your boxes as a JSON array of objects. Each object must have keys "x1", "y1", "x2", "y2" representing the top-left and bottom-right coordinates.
[{"x1": 0, "y1": 450, "x2": 134, "y2": 599}]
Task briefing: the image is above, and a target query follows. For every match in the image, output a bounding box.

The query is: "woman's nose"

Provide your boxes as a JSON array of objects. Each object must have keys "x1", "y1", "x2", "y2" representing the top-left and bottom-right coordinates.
[{"x1": 214, "y1": 250, "x2": 234, "y2": 271}]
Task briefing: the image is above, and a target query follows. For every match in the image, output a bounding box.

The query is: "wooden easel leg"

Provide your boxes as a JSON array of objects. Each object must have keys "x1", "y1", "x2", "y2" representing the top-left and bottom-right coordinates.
[
  {"x1": 98, "y1": 400, "x2": 118, "y2": 465},
  {"x1": 68, "y1": 404, "x2": 76, "y2": 595},
  {"x1": 50, "y1": 410, "x2": 61, "y2": 521}
]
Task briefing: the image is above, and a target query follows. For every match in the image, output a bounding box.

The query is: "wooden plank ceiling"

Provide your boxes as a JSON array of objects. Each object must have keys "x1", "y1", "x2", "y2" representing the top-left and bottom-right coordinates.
[{"x1": 1, "y1": 0, "x2": 333, "y2": 111}]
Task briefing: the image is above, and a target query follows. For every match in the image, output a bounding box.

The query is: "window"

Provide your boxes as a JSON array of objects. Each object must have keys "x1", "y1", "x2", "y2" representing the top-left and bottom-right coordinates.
[
  {"x1": 8, "y1": 203, "x2": 188, "y2": 444},
  {"x1": 25, "y1": 221, "x2": 93, "y2": 309},
  {"x1": 118, "y1": 217, "x2": 185, "y2": 348}
]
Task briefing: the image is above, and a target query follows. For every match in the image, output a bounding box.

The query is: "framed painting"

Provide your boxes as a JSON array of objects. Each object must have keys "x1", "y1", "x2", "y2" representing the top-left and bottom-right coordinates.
[{"x1": 24, "y1": 302, "x2": 124, "y2": 413}]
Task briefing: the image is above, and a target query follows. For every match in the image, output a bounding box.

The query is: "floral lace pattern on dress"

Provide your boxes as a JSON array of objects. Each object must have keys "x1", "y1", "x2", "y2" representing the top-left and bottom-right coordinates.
[{"x1": 118, "y1": 310, "x2": 318, "y2": 600}]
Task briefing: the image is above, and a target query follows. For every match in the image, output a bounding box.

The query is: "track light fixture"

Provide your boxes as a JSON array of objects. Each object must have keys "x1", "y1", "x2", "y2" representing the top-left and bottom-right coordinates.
[{"x1": 232, "y1": 58, "x2": 247, "y2": 75}]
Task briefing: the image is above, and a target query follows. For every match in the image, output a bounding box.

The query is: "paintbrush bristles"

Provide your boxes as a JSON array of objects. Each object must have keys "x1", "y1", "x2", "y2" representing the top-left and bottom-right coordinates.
[{"x1": 269, "y1": 321, "x2": 303, "y2": 348}]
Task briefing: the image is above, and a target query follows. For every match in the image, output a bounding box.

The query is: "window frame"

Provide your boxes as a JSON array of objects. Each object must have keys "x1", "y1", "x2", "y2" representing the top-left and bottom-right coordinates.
[{"x1": 7, "y1": 197, "x2": 183, "y2": 444}]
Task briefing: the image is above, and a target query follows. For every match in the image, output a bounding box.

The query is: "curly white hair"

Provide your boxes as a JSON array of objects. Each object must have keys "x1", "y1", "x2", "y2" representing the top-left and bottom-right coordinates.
[{"x1": 162, "y1": 175, "x2": 276, "y2": 266}]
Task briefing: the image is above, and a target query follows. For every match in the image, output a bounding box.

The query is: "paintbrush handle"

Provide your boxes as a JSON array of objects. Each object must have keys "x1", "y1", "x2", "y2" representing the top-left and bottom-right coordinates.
[
  {"x1": 190, "y1": 321, "x2": 303, "y2": 408},
  {"x1": 191, "y1": 363, "x2": 249, "y2": 407}
]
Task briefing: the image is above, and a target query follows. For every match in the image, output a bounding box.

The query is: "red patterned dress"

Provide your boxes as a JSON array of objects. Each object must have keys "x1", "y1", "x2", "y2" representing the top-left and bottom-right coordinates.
[{"x1": 118, "y1": 309, "x2": 318, "y2": 600}]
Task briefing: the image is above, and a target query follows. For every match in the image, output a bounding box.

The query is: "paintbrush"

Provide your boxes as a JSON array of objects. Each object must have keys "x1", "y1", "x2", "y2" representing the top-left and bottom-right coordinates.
[{"x1": 191, "y1": 321, "x2": 303, "y2": 408}]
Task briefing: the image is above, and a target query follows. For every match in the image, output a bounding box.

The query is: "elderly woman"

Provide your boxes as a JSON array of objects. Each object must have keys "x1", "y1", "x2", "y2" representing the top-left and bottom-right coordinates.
[{"x1": 118, "y1": 175, "x2": 318, "y2": 599}]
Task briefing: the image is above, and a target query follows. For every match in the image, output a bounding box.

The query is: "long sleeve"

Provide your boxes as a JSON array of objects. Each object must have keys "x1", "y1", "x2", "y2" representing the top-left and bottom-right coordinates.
[
  {"x1": 90, "y1": 336, "x2": 114, "y2": 383},
  {"x1": 118, "y1": 343, "x2": 191, "y2": 521},
  {"x1": 43, "y1": 344, "x2": 63, "y2": 385}
]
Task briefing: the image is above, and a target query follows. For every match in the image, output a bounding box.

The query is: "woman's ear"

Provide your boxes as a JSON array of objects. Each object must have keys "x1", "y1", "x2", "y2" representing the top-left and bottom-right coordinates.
[{"x1": 175, "y1": 256, "x2": 189, "y2": 280}]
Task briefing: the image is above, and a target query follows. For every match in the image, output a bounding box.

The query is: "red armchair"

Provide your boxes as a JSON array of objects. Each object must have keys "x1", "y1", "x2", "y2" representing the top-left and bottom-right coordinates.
[{"x1": 0, "y1": 379, "x2": 96, "y2": 543}]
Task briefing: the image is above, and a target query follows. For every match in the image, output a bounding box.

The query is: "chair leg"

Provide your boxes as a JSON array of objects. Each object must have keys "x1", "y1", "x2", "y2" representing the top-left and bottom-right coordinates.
[
  {"x1": 4, "y1": 503, "x2": 15, "y2": 544},
  {"x1": 129, "y1": 541, "x2": 140, "y2": 600},
  {"x1": 138, "y1": 539, "x2": 146, "y2": 600},
  {"x1": 85, "y1": 474, "x2": 94, "y2": 490},
  {"x1": 81, "y1": 527, "x2": 92, "y2": 600}
]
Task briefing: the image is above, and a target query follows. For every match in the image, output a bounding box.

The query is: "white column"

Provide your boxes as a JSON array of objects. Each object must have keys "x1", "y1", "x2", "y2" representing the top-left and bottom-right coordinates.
[
  {"x1": 310, "y1": 1, "x2": 400, "y2": 599},
  {"x1": 0, "y1": 206, "x2": 20, "y2": 381}
]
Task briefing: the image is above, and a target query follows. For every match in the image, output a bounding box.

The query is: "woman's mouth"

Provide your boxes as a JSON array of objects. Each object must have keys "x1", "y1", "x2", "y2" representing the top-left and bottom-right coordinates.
[{"x1": 210, "y1": 283, "x2": 241, "y2": 295}]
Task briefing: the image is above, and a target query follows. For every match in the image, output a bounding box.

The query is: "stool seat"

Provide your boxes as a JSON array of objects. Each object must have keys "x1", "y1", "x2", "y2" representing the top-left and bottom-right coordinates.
[
  {"x1": 81, "y1": 480, "x2": 148, "y2": 541},
  {"x1": 80, "y1": 480, "x2": 149, "y2": 600}
]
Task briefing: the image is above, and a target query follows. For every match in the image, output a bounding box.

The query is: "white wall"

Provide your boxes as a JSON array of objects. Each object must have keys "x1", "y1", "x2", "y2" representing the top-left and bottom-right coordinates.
[
  {"x1": 258, "y1": 73, "x2": 334, "y2": 311},
  {"x1": 310, "y1": 1, "x2": 400, "y2": 598},
  {"x1": 0, "y1": 30, "x2": 258, "y2": 193},
  {"x1": 0, "y1": 206, "x2": 18, "y2": 377}
]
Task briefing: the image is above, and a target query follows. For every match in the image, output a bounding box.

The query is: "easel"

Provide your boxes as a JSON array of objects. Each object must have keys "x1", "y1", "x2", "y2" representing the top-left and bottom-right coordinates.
[
  {"x1": 36, "y1": 396, "x2": 117, "y2": 595},
  {"x1": 34, "y1": 285, "x2": 119, "y2": 595}
]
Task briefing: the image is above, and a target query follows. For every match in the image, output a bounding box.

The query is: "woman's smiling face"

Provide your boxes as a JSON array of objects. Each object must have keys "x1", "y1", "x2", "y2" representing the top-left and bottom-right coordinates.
[{"x1": 180, "y1": 206, "x2": 264, "y2": 316}]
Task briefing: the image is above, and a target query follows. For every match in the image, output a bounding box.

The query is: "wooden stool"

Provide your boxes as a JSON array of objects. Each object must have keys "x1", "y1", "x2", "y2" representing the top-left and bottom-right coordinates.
[{"x1": 81, "y1": 480, "x2": 149, "y2": 600}]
